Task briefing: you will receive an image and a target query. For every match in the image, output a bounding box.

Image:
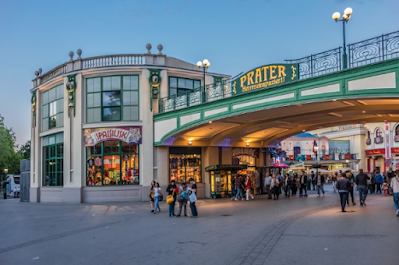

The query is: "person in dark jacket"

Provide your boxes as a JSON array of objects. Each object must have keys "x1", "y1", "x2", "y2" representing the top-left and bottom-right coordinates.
[
  {"x1": 346, "y1": 171, "x2": 356, "y2": 206},
  {"x1": 375, "y1": 171, "x2": 384, "y2": 194},
  {"x1": 356, "y1": 169, "x2": 370, "y2": 206},
  {"x1": 166, "y1": 180, "x2": 177, "y2": 217},
  {"x1": 284, "y1": 173, "x2": 293, "y2": 197},
  {"x1": 336, "y1": 174, "x2": 351, "y2": 212},
  {"x1": 299, "y1": 171, "x2": 308, "y2": 197},
  {"x1": 316, "y1": 172, "x2": 325, "y2": 197},
  {"x1": 368, "y1": 172, "x2": 376, "y2": 194}
]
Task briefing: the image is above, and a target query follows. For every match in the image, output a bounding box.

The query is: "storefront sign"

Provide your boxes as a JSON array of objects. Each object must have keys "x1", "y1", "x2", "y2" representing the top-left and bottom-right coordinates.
[
  {"x1": 324, "y1": 154, "x2": 330, "y2": 160},
  {"x1": 84, "y1": 127, "x2": 142, "y2": 146},
  {"x1": 391, "y1": 148, "x2": 399, "y2": 154},
  {"x1": 231, "y1": 63, "x2": 299, "y2": 95},
  {"x1": 232, "y1": 148, "x2": 259, "y2": 158},
  {"x1": 365, "y1": 149, "x2": 385, "y2": 156},
  {"x1": 344, "y1": 154, "x2": 352, "y2": 160},
  {"x1": 374, "y1": 136, "x2": 384, "y2": 144}
]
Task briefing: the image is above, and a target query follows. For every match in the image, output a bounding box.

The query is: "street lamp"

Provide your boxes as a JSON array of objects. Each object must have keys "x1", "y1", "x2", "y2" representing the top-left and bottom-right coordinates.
[
  {"x1": 197, "y1": 59, "x2": 210, "y2": 102},
  {"x1": 332, "y1": 7, "x2": 353, "y2": 69},
  {"x1": 3, "y1": 169, "x2": 8, "y2": 199}
]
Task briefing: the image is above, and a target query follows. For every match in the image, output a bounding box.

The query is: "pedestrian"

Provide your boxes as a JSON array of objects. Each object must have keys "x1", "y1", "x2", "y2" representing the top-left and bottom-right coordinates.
[
  {"x1": 390, "y1": 171, "x2": 399, "y2": 216},
  {"x1": 231, "y1": 176, "x2": 236, "y2": 200},
  {"x1": 346, "y1": 171, "x2": 356, "y2": 206},
  {"x1": 284, "y1": 173, "x2": 292, "y2": 197},
  {"x1": 153, "y1": 182, "x2": 162, "y2": 214},
  {"x1": 336, "y1": 172, "x2": 351, "y2": 212},
  {"x1": 166, "y1": 180, "x2": 177, "y2": 217},
  {"x1": 264, "y1": 173, "x2": 272, "y2": 199},
  {"x1": 355, "y1": 169, "x2": 369, "y2": 206},
  {"x1": 292, "y1": 173, "x2": 298, "y2": 196},
  {"x1": 316, "y1": 172, "x2": 325, "y2": 197},
  {"x1": 277, "y1": 172, "x2": 284, "y2": 195},
  {"x1": 188, "y1": 178, "x2": 198, "y2": 218},
  {"x1": 299, "y1": 170, "x2": 308, "y2": 197},
  {"x1": 368, "y1": 172, "x2": 376, "y2": 194},
  {"x1": 332, "y1": 172, "x2": 338, "y2": 193},
  {"x1": 382, "y1": 181, "x2": 389, "y2": 196},
  {"x1": 176, "y1": 182, "x2": 189, "y2": 217},
  {"x1": 235, "y1": 175, "x2": 244, "y2": 201},
  {"x1": 149, "y1": 180, "x2": 156, "y2": 212},
  {"x1": 375, "y1": 171, "x2": 384, "y2": 194},
  {"x1": 245, "y1": 175, "x2": 254, "y2": 201},
  {"x1": 16, "y1": 186, "x2": 20, "y2": 198},
  {"x1": 310, "y1": 171, "x2": 316, "y2": 190},
  {"x1": 271, "y1": 174, "x2": 280, "y2": 200},
  {"x1": 13, "y1": 187, "x2": 17, "y2": 198}
]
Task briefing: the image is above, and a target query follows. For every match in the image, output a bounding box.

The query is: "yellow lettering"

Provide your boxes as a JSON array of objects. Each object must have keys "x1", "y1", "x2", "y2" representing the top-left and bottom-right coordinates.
[
  {"x1": 262, "y1": 66, "x2": 269, "y2": 81},
  {"x1": 255, "y1": 68, "x2": 262, "y2": 83},
  {"x1": 278, "y1": 66, "x2": 286, "y2": 78},
  {"x1": 240, "y1": 75, "x2": 247, "y2": 87},
  {"x1": 270, "y1": 66, "x2": 277, "y2": 79},
  {"x1": 247, "y1": 71, "x2": 254, "y2": 85}
]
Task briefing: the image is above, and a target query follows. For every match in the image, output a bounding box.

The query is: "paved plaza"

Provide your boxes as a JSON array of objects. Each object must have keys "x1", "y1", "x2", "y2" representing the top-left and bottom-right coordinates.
[{"x1": 1, "y1": 185, "x2": 398, "y2": 265}]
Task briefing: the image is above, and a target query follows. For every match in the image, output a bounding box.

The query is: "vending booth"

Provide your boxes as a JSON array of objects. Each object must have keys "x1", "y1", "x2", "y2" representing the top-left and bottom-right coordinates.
[{"x1": 205, "y1": 164, "x2": 247, "y2": 199}]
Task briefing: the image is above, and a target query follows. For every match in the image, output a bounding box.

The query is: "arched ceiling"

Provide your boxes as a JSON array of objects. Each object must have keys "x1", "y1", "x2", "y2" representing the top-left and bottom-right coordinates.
[{"x1": 169, "y1": 97, "x2": 399, "y2": 147}]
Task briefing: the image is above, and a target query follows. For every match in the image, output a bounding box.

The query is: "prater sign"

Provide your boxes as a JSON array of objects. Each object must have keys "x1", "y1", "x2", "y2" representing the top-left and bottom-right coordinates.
[
  {"x1": 84, "y1": 127, "x2": 142, "y2": 146},
  {"x1": 232, "y1": 63, "x2": 299, "y2": 95}
]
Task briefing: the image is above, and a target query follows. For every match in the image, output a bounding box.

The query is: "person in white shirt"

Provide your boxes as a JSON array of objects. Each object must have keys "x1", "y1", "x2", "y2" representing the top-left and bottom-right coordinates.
[
  {"x1": 153, "y1": 182, "x2": 162, "y2": 214},
  {"x1": 16, "y1": 186, "x2": 20, "y2": 198},
  {"x1": 390, "y1": 170, "x2": 399, "y2": 217}
]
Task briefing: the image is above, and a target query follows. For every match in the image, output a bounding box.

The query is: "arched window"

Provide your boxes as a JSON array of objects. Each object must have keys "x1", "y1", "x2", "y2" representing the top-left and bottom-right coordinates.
[
  {"x1": 396, "y1": 125, "x2": 399, "y2": 136},
  {"x1": 376, "y1": 128, "x2": 383, "y2": 137},
  {"x1": 374, "y1": 128, "x2": 383, "y2": 144}
]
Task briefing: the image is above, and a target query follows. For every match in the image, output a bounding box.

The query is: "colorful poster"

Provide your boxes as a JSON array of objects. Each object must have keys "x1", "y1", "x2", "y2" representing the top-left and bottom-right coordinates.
[{"x1": 84, "y1": 127, "x2": 142, "y2": 146}]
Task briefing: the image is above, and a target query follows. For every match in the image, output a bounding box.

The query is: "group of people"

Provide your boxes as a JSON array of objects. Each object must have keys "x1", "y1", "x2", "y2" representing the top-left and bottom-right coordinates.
[
  {"x1": 149, "y1": 178, "x2": 198, "y2": 218},
  {"x1": 231, "y1": 175, "x2": 255, "y2": 201}
]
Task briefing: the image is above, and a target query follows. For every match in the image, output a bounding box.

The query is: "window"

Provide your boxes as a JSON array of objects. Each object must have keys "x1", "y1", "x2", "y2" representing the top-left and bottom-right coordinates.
[
  {"x1": 42, "y1": 133, "x2": 64, "y2": 186},
  {"x1": 86, "y1": 141, "x2": 139, "y2": 186},
  {"x1": 86, "y1": 75, "x2": 139, "y2": 123},
  {"x1": 42, "y1": 84, "x2": 64, "y2": 131},
  {"x1": 169, "y1": 147, "x2": 202, "y2": 183},
  {"x1": 169, "y1": 77, "x2": 201, "y2": 96}
]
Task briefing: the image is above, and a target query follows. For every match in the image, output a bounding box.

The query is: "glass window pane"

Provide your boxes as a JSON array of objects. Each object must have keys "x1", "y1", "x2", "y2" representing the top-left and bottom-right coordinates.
[
  {"x1": 56, "y1": 113, "x2": 63, "y2": 127},
  {"x1": 104, "y1": 141, "x2": 119, "y2": 153},
  {"x1": 93, "y1": 78, "x2": 101, "y2": 92},
  {"x1": 87, "y1": 144, "x2": 101, "y2": 155},
  {"x1": 42, "y1": 104, "x2": 49, "y2": 118},
  {"x1": 123, "y1": 76, "x2": 131, "y2": 90},
  {"x1": 42, "y1": 91, "x2": 49, "y2": 105},
  {"x1": 87, "y1": 78, "x2": 93, "y2": 93},
  {"x1": 111, "y1": 76, "x2": 121, "y2": 90},
  {"x1": 130, "y1": 91, "x2": 138, "y2": 105},
  {"x1": 123, "y1": 106, "x2": 131, "y2": 121},
  {"x1": 49, "y1": 88, "x2": 56, "y2": 102},
  {"x1": 103, "y1": 91, "x2": 121, "y2": 106},
  {"x1": 194, "y1": 80, "x2": 201, "y2": 89},
  {"x1": 49, "y1": 102, "x2": 56, "y2": 116},
  {"x1": 103, "y1": 107, "x2": 121, "y2": 121},
  {"x1": 87, "y1": 94, "x2": 94, "y2": 108},
  {"x1": 42, "y1": 118, "x2": 49, "y2": 131},
  {"x1": 42, "y1": 137, "x2": 49, "y2": 147},
  {"x1": 49, "y1": 116, "x2": 56, "y2": 129},
  {"x1": 57, "y1": 172, "x2": 63, "y2": 186},
  {"x1": 57, "y1": 85, "x2": 64, "y2": 99},
  {"x1": 57, "y1": 99, "x2": 63, "y2": 113},
  {"x1": 49, "y1": 136, "x2": 56, "y2": 146},
  {"x1": 57, "y1": 158, "x2": 63, "y2": 172},
  {"x1": 93, "y1": 93, "x2": 101, "y2": 107},
  {"x1": 122, "y1": 142, "x2": 137, "y2": 154},
  {"x1": 123, "y1": 106, "x2": 139, "y2": 121},
  {"x1": 178, "y1": 78, "x2": 185, "y2": 88},
  {"x1": 87, "y1": 108, "x2": 94, "y2": 123},
  {"x1": 123, "y1": 91, "x2": 132, "y2": 106},
  {"x1": 103, "y1": 77, "x2": 111, "y2": 90},
  {"x1": 170, "y1": 77, "x2": 177, "y2": 88},
  {"x1": 131, "y1": 76, "x2": 138, "y2": 90},
  {"x1": 186, "y1": 79, "x2": 193, "y2": 89},
  {"x1": 93, "y1": 108, "x2": 101, "y2": 122},
  {"x1": 170, "y1": 88, "x2": 177, "y2": 96},
  {"x1": 56, "y1": 133, "x2": 63, "y2": 144}
]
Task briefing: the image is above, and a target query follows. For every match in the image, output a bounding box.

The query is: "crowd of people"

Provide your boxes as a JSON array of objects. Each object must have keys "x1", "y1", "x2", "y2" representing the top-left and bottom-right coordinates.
[{"x1": 147, "y1": 169, "x2": 399, "y2": 218}]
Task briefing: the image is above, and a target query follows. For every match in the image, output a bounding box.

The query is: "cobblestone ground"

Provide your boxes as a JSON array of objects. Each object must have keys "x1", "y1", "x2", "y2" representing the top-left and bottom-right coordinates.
[{"x1": 0, "y1": 185, "x2": 398, "y2": 265}]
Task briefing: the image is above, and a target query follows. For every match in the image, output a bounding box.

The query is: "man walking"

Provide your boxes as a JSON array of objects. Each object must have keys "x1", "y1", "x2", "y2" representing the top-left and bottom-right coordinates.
[
  {"x1": 368, "y1": 172, "x2": 376, "y2": 194},
  {"x1": 264, "y1": 173, "x2": 272, "y2": 199},
  {"x1": 299, "y1": 170, "x2": 308, "y2": 197},
  {"x1": 311, "y1": 171, "x2": 316, "y2": 191},
  {"x1": 316, "y1": 172, "x2": 325, "y2": 197},
  {"x1": 355, "y1": 169, "x2": 369, "y2": 206},
  {"x1": 235, "y1": 175, "x2": 244, "y2": 201},
  {"x1": 336, "y1": 173, "x2": 351, "y2": 212},
  {"x1": 375, "y1": 171, "x2": 384, "y2": 194},
  {"x1": 346, "y1": 171, "x2": 356, "y2": 206},
  {"x1": 332, "y1": 172, "x2": 338, "y2": 193},
  {"x1": 391, "y1": 170, "x2": 399, "y2": 217},
  {"x1": 277, "y1": 173, "x2": 284, "y2": 195}
]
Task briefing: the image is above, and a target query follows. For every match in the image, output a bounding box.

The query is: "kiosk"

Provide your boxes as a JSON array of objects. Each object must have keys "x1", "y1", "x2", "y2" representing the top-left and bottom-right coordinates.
[{"x1": 205, "y1": 165, "x2": 247, "y2": 199}]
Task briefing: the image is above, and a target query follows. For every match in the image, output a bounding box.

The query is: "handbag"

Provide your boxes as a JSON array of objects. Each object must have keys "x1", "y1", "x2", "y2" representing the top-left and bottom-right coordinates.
[
  {"x1": 158, "y1": 194, "x2": 163, "y2": 201},
  {"x1": 149, "y1": 192, "x2": 154, "y2": 199},
  {"x1": 166, "y1": 191, "x2": 175, "y2": 205},
  {"x1": 178, "y1": 194, "x2": 185, "y2": 202},
  {"x1": 189, "y1": 191, "x2": 197, "y2": 202}
]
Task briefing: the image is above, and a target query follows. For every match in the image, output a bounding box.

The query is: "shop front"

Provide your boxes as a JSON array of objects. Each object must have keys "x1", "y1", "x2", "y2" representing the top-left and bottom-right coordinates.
[
  {"x1": 232, "y1": 148, "x2": 261, "y2": 194},
  {"x1": 169, "y1": 147, "x2": 202, "y2": 184}
]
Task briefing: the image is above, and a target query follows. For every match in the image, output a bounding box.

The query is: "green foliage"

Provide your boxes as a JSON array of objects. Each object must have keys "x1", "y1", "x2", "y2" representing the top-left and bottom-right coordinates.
[
  {"x1": 0, "y1": 114, "x2": 23, "y2": 177},
  {"x1": 18, "y1": 140, "x2": 31, "y2": 160}
]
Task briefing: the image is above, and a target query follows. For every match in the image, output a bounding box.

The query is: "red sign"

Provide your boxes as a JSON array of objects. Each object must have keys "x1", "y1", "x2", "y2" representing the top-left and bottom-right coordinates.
[
  {"x1": 324, "y1": 154, "x2": 330, "y2": 160},
  {"x1": 345, "y1": 154, "x2": 352, "y2": 160},
  {"x1": 289, "y1": 155, "x2": 294, "y2": 160},
  {"x1": 392, "y1": 148, "x2": 399, "y2": 154},
  {"x1": 365, "y1": 149, "x2": 385, "y2": 156},
  {"x1": 84, "y1": 127, "x2": 142, "y2": 146},
  {"x1": 306, "y1": 155, "x2": 312, "y2": 160}
]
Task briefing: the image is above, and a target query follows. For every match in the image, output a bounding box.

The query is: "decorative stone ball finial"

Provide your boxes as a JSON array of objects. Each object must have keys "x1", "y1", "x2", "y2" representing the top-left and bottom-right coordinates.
[
  {"x1": 157, "y1": 44, "x2": 163, "y2": 55},
  {"x1": 34, "y1": 71, "x2": 39, "y2": 77},
  {"x1": 146, "y1": 43, "x2": 152, "y2": 54},
  {"x1": 77, "y1": 49, "x2": 82, "y2": 59},
  {"x1": 38, "y1": 68, "x2": 42, "y2": 76},
  {"x1": 69, "y1": 51, "x2": 74, "y2": 61}
]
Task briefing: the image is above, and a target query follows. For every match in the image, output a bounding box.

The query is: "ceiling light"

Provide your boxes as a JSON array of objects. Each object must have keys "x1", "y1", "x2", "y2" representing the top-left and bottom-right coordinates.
[
  {"x1": 246, "y1": 143, "x2": 250, "y2": 146},
  {"x1": 188, "y1": 141, "x2": 192, "y2": 145}
]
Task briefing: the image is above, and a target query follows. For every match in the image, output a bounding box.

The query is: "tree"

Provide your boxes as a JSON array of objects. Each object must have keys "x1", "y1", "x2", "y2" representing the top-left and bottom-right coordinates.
[
  {"x1": 0, "y1": 114, "x2": 21, "y2": 177},
  {"x1": 18, "y1": 140, "x2": 31, "y2": 159}
]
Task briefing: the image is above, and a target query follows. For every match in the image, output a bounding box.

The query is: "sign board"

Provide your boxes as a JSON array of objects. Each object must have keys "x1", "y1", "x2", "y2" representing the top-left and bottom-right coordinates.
[
  {"x1": 306, "y1": 155, "x2": 312, "y2": 160},
  {"x1": 365, "y1": 149, "x2": 385, "y2": 156},
  {"x1": 232, "y1": 63, "x2": 299, "y2": 95},
  {"x1": 84, "y1": 127, "x2": 142, "y2": 146},
  {"x1": 324, "y1": 154, "x2": 330, "y2": 160}
]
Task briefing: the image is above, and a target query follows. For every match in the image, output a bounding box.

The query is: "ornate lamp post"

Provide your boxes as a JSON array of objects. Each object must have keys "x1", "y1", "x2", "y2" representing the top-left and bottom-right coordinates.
[
  {"x1": 332, "y1": 7, "x2": 353, "y2": 69},
  {"x1": 197, "y1": 59, "x2": 210, "y2": 103}
]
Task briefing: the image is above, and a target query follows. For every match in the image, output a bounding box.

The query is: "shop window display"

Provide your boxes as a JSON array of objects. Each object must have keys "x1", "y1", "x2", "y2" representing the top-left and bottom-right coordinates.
[
  {"x1": 86, "y1": 141, "x2": 139, "y2": 186},
  {"x1": 169, "y1": 154, "x2": 201, "y2": 183},
  {"x1": 42, "y1": 133, "x2": 64, "y2": 186}
]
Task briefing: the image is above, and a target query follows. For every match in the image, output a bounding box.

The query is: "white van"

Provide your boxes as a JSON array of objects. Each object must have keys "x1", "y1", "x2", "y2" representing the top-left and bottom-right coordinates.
[{"x1": 6, "y1": 175, "x2": 20, "y2": 197}]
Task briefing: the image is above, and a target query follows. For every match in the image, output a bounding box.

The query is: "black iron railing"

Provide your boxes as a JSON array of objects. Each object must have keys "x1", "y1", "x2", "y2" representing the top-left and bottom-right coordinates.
[{"x1": 157, "y1": 30, "x2": 399, "y2": 113}]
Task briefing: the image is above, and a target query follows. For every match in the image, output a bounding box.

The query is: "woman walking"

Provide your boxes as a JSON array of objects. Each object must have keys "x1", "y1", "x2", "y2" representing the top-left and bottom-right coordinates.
[
  {"x1": 176, "y1": 182, "x2": 189, "y2": 217},
  {"x1": 292, "y1": 173, "x2": 298, "y2": 195},
  {"x1": 271, "y1": 174, "x2": 280, "y2": 200},
  {"x1": 284, "y1": 173, "x2": 292, "y2": 197},
  {"x1": 245, "y1": 175, "x2": 254, "y2": 200},
  {"x1": 153, "y1": 182, "x2": 162, "y2": 214},
  {"x1": 166, "y1": 180, "x2": 177, "y2": 217},
  {"x1": 149, "y1": 180, "x2": 155, "y2": 212}
]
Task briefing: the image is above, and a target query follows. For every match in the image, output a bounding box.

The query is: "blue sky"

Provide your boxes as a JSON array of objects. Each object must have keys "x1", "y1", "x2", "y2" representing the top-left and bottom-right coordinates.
[{"x1": 1, "y1": 0, "x2": 399, "y2": 145}]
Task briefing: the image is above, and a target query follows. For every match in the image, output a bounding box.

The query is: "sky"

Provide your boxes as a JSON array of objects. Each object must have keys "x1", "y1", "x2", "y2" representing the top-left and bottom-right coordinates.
[{"x1": 1, "y1": 0, "x2": 398, "y2": 146}]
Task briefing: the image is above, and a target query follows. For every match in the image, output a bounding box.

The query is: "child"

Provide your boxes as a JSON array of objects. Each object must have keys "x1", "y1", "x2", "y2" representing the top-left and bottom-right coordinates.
[{"x1": 382, "y1": 181, "x2": 389, "y2": 196}]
